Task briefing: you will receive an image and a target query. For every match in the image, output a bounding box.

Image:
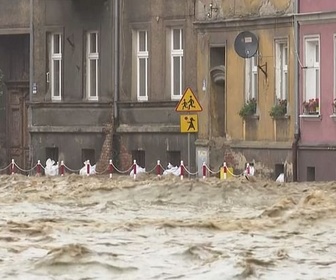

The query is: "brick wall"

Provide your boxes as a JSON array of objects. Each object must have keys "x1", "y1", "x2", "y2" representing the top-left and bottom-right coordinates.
[
  {"x1": 118, "y1": 143, "x2": 132, "y2": 171},
  {"x1": 96, "y1": 123, "x2": 113, "y2": 173}
]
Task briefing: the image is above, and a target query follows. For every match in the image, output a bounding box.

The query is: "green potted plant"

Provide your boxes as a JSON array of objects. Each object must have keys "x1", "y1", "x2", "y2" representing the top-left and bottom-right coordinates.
[
  {"x1": 270, "y1": 98, "x2": 287, "y2": 119},
  {"x1": 239, "y1": 98, "x2": 257, "y2": 118}
]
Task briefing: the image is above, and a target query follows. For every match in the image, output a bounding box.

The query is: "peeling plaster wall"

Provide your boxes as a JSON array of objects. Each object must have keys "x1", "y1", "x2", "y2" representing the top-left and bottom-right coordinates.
[
  {"x1": 197, "y1": 0, "x2": 293, "y2": 20},
  {"x1": 195, "y1": 0, "x2": 295, "y2": 180}
]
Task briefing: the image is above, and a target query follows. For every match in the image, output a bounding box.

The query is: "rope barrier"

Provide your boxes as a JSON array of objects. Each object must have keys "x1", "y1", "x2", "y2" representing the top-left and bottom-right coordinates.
[
  {"x1": 0, "y1": 158, "x2": 252, "y2": 180},
  {"x1": 0, "y1": 163, "x2": 11, "y2": 172}
]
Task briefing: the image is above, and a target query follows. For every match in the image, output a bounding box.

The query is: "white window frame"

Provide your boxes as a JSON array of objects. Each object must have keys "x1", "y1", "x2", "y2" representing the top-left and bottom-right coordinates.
[
  {"x1": 86, "y1": 31, "x2": 99, "y2": 101},
  {"x1": 137, "y1": 30, "x2": 148, "y2": 101},
  {"x1": 171, "y1": 28, "x2": 184, "y2": 100},
  {"x1": 275, "y1": 39, "x2": 288, "y2": 101},
  {"x1": 245, "y1": 55, "x2": 258, "y2": 102},
  {"x1": 304, "y1": 36, "x2": 320, "y2": 103},
  {"x1": 51, "y1": 33, "x2": 62, "y2": 101}
]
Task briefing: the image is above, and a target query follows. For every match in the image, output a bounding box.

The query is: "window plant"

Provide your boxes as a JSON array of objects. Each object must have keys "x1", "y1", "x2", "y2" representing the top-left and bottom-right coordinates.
[
  {"x1": 302, "y1": 98, "x2": 319, "y2": 114},
  {"x1": 270, "y1": 98, "x2": 287, "y2": 119},
  {"x1": 333, "y1": 98, "x2": 336, "y2": 114},
  {"x1": 239, "y1": 98, "x2": 257, "y2": 118}
]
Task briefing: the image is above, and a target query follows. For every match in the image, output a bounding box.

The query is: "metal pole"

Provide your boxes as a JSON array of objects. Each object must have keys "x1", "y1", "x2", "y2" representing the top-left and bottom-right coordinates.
[
  {"x1": 29, "y1": 0, "x2": 34, "y2": 168},
  {"x1": 293, "y1": 0, "x2": 300, "y2": 181},
  {"x1": 113, "y1": 0, "x2": 120, "y2": 119},
  {"x1": 188, "y1": 132, "x2": 190, "y2": 178},
  {"x1": 29, "y1": 0, "x2": 33, "y2": 102}
]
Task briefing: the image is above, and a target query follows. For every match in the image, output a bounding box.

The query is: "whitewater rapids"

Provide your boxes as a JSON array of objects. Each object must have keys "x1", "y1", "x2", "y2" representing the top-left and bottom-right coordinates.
[{"x1": 0, "y1": 174, "x2": 336, "y2": 279}]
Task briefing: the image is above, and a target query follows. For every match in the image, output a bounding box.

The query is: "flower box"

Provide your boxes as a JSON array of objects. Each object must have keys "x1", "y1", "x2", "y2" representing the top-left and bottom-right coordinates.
[
  {"x1": 270, "y1": 99, "x2": 287, "y2": 119},
  {"x1": 239, "y1": 98, "x2": 257, "y2": 119},
  {"x1": 302, "y1": 98, "x2": 319, "y2": 115}
]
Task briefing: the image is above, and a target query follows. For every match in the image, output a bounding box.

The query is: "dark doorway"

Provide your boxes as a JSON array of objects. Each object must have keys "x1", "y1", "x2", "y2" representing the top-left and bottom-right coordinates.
[
  {"x1": 167, "y1": 150, "x2": 180, "y2": 167},
  {"x1": 132, "y1": 150, "x2": 145, "y2": 168},
  {"x1": 46, "y1": 147, "x2": 59, "y2": 163},
  {"x1": 0, "y1": 34, "x2": 30, "y2": 170},
  {"x1": 275, "y1": 163, "x2": 284, "y2": 180},
  {"x1": 307, "y1": 166, "x2": 315, "y2": 181},
  {"x1": 82, "y1": 148, "x2": 96, "y2": 165}
]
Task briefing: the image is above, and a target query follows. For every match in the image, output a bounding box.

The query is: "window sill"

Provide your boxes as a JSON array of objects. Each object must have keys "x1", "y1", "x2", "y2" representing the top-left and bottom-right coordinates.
[
  {"x1": 271, "y1": 114, "x2": 290, "y2": 120},
  {"x1": 329, "y1": 114, "x2": 336, "y2": 119},
  {"x1": 242, "y1": 114, "x2": 260, "y2": 120},
  {"x1": 299, "y1": 114, "x2": 321, "y2": 120}
]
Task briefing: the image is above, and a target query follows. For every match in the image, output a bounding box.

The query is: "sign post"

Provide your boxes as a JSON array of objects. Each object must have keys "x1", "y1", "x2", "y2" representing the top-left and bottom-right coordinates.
[{"x1": 175, "y1": 87, "x2": 203, "y2": 176}]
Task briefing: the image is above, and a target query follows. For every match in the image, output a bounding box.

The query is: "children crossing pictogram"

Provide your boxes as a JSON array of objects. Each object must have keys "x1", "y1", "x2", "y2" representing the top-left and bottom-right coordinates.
[
  {"x1": 180, "y1": 114, "x2": 198, "y2": 133},
  {"x1": 175, "y1": 87, "x2": 202, "y2": 112}
]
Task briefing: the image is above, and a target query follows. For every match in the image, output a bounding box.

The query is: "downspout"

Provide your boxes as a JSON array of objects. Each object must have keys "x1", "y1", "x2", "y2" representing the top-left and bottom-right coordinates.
[
  {"x1": 29, "y1": 0, "x2": 33, "y2": 102},
  {"x1": 113, "y1": 0, "x2": 120, "y2": 120},
  {"x1": 29, "y1": 0, "x2": 34, "y2": 165},
  {"x1": 292, "y1": 0, "x2": 300, "y2": 182}
]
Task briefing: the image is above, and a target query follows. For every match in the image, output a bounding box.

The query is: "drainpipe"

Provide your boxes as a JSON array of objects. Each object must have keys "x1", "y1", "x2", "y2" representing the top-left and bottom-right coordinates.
[
  {"x1": 113, "y1": 0, "x2": 120, "y2": 120},
  {"x1": 29, "y1": 0, "x2": 34, "y2": 102},
  {"x1": 29, "y1": 0, "x2": 34, "y2": 166},
  {"x1": 292, "y1": 0, "x2": 300, "y2": 182}
]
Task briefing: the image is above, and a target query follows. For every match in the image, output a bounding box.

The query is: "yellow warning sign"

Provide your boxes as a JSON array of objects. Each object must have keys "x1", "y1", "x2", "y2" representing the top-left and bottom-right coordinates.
[
  {"x1": 175, "y1": 87, "x2": 203, "y2": 112},
  {"x1": 180, "y1": 114, "x2": 198, "y2": 133}
]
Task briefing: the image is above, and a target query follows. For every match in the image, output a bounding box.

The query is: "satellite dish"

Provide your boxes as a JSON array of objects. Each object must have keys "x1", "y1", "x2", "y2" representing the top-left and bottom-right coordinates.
[{"x1": 234, "y1": 31, "x2": 258, "y2": 58}]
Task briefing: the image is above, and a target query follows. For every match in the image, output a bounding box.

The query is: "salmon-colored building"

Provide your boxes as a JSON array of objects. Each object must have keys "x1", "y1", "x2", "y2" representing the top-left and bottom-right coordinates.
[{"x1": 297, "y1": 0, "x2": 336, "y2": 181}]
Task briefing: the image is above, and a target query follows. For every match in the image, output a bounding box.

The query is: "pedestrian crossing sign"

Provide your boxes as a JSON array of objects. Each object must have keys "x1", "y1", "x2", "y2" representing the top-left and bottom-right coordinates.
[
  {"x1": 180, "y1": 114, "x2": 198, "y2": 133},
  {"x1": 175, "y1": 87, "x2": 203, "y2": 112}
]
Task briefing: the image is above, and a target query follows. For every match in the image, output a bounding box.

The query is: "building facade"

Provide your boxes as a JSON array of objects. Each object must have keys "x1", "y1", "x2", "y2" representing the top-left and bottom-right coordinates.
[
  {"x1": 194, "y1": 0, "x2": 296, "y2": 179},
  {"x1": 297, "y1": 0, "x2": 336, "y2": 181},
  {"x1": 2, "y1": 0, "x2": 336, "y2": 181},
  {"x1": 117, "y1": 0, "x2": 198, "y2": 171},
  {"x1": 0, "y1": 0, "x2": 198, "y2": 173},
  {"x1": 0, "y1": 0, "x2": 30, "y2": 170},
  {"x1": 0, "y1": 0, "x2": 117, "y2": 171}
]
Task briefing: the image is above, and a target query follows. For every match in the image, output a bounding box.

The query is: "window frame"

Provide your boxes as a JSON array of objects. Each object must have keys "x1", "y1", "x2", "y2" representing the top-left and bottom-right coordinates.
[
  {"x1": 86, "y1": 31, "x2": 99, "y2": 101},
  {"x1": 304, "y1": 35, "x2": 320, "y2": 104},
  {"x1": 137, "y1": 30, "x2": 149, "y2": 101},
  {"x1": 275, "y1": 39, "x2": 288, "y2": 102},
  {"x1": 245, "y1": 54, "x2": 258, "y2": 102},
  {"x1": 50, "y1": 33, "x2": 62, "y2": 101},
  {"x1": 170, "y1": 28, "x2": 184, "y2": 100}
]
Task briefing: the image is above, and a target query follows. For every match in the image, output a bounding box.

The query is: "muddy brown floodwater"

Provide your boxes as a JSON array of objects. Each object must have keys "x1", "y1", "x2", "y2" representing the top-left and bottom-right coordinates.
[{"x1": 0, "y1": 174, "x2": 336, "y2": 280}]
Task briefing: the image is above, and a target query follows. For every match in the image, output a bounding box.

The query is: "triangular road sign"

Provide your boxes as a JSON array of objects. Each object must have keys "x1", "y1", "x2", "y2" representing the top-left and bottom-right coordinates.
[{"x1": 175, "y1": 87, "x2": 203, "y2": 112}]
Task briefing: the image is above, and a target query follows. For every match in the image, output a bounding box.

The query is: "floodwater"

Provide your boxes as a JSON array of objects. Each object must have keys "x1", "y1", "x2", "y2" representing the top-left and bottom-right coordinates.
[{"x1": 0, "y1": 174, "x2": 336, "y2": 280}]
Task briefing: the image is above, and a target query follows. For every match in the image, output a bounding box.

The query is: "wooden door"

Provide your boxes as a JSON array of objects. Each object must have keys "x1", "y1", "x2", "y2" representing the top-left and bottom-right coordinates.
[{"x1": 6, "y1": 81, "x2": 29, "y2": 172}]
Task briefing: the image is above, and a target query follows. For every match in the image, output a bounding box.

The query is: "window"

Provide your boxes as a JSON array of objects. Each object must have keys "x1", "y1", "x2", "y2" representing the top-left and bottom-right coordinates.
[
  {"x1": 171, "y1": 28, "x2": 184, "y2": 100},
  {"x1": 245, "y1": 55, "x2": 258, "y2": 102},
  {"x1": 50, "y1": 33, "x2": 62, "y2": 101},
  {"x1": 137, "y1": 31, "x2": 148, "y2": 101},
  {"x1": 86, "y1": 31, "x2": 99, "y2": 100},
  {"x1": 275, "y1": 40, "x2": 288, "y2": 101},
  {"x1": 304, "y1": 37, "x2": 320, "y2": 103}
]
